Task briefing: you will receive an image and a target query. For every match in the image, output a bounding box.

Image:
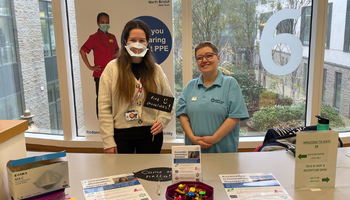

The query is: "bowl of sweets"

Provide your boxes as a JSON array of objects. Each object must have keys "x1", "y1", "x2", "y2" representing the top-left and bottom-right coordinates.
[{"x1": 165, "y1": 181, "x2": 213, "y2": 200}]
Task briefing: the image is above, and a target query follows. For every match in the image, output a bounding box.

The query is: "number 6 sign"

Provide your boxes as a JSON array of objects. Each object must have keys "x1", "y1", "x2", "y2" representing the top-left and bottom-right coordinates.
[{"x1": 260, "y1": 9, "x2": 303, "y2": 76}]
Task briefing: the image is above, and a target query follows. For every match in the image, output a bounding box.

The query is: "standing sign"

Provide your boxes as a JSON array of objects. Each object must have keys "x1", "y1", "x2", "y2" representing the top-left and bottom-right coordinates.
[
  {"x1": 74, "y1": 0, "x2": 175, "y2": 139},
  {"x1": 171, "y1": 145, "x2": 202, "y2": 184},
  {"x1": 294, "y1": 131, "x2": 339, "y2": 188}
]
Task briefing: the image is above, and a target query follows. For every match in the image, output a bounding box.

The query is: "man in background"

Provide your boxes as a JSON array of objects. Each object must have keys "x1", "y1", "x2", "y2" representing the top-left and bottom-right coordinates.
[{"x1": 80, "y1": 12, "x2": 119, "y2": 118}]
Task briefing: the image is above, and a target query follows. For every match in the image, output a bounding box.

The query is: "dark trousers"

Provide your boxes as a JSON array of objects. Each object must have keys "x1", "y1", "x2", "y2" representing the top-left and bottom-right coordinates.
[
  {"x1": 94, "y1": 77, "x2": 100, "y2": 118},
  {"x1": 114, "y1": 126, "x2": 163, "y2": 154}
]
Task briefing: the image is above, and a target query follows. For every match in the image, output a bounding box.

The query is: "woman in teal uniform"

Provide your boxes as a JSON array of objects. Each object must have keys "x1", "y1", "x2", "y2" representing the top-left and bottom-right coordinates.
[{"x1": 176, "y1": 41, "x2": 249, "y2": 153}]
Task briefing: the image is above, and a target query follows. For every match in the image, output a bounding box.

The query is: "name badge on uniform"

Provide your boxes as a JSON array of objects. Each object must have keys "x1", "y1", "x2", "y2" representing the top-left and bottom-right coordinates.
[
  {"x1": 125, "y1": 110, "x2": 139, "y2": 122},
  {"x1": 109, "y1": 39, "x2": 114, "y2": 43},
  {"x1": 191, "y1": 97, "x2": 197, "y2": 101}
]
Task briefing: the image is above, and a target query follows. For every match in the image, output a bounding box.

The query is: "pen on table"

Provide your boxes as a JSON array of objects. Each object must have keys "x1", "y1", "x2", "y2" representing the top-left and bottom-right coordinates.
[{"x1": 157, "y1": 180, "x2": 160, "y2": 195}]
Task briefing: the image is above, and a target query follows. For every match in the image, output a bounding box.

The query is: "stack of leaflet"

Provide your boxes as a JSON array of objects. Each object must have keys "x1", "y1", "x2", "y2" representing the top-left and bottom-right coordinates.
[
  {"x1": 81, "y1": 173, "x2": 152, "y2": 200},
  {"x1": 219, "y1": 173, "x2": 293, "y2": 200}
]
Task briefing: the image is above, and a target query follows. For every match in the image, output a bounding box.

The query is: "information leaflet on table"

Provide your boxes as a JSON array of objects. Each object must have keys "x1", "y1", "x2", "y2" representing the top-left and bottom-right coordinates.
[
  {"x1": 81, "y1": 173, "x2": 152, "y2": 200},
  {"x1": 219, "y1": 173, "x2": 293, "y2": 200}
]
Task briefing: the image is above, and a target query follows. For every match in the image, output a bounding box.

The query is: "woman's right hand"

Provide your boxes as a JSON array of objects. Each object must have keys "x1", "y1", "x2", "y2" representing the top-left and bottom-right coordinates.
[
  {"x1": 104, "y1": 147, "x2": 118, "y2": 154},
  {"x1": 191, "y1": 136, "x2": 213, "y2": 149}
]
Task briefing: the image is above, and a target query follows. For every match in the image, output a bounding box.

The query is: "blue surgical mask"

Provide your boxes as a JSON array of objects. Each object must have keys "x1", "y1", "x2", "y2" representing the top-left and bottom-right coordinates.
[{"x1": 99, "y1": 24, "x2": 110, "y2": 33}]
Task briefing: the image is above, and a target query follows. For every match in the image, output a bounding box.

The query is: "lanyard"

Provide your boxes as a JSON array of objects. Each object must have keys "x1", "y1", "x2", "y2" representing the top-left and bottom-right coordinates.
[{"x1": 131, "y1": 79, "x2": 142, "y2": 105}]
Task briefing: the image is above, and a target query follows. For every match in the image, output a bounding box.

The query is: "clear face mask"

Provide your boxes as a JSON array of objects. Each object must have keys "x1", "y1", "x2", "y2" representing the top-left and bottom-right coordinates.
[{"x1": 125, "y1": 42, "x2": 149, "y2": 57}]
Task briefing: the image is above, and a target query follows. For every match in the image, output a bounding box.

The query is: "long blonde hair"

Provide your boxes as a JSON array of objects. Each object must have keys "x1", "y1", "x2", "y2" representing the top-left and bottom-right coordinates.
[{"x1": 115, "y1": 19, "x2": 158, "y2": 103}]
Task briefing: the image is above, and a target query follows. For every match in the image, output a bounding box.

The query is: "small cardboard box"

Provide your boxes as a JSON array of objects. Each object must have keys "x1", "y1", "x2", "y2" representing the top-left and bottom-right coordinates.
[{"x1": 6, "y1": 152, "x2": 69, "y2": 200}]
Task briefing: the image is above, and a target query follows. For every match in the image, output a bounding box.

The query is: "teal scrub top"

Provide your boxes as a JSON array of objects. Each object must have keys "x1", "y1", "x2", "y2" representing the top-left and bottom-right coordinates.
[{"x1": 176, "y1": 70, "x2": 249, "y2": 153}]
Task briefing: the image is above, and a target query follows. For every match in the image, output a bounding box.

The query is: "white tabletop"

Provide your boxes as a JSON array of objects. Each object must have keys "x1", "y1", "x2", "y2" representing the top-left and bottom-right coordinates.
[{"x1": 27, "y1": 147, "x2": 350, "y2": 200}]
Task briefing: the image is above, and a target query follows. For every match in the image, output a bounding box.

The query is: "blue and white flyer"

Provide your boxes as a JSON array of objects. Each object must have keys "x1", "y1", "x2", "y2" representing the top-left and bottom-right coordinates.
[
  {"x1": 81, "y1": 173, "x2": 152, "y2": 200},
  {"x1": 171, "y1": 145, "x2": 202, "y2": 183},
  {"x1": 219, "y1": 173, "x2": 293, "y2": 199}
]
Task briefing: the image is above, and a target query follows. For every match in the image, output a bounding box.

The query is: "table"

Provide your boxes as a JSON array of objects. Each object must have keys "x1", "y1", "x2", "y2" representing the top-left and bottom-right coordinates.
[
  {"x1": 27, "y1": 148, "x2": 350, "y2": 200},
  {"x1": 0, "y1": 120, "x2": 27, "y2": 200}
]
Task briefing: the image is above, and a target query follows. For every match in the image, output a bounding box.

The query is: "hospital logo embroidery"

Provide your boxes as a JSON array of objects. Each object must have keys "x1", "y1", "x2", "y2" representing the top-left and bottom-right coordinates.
[{"x1": 211, "y1": 98, "x2": 224, "y2": 104}]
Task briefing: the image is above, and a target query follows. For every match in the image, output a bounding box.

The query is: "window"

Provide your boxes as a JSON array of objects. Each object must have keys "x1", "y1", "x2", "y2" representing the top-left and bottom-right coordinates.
[
  {"x1": 39, "y1": 0, "x2": 62, "y2": 134},
  {"x1": 334, "y1": 72, "x2": 342, "y2": 109},
  {"x1": 301, "y1": 3, "x2": 332, "y2": 49},
  {"x1": 0, "y1": 0, "x2": 22, "y2": 120},
  {"x1": 344, "y1": 0, "x2": 350, "y2": 52},
  {"x1": 170, "y1": 0, "x2": 314, "y2": 137}
]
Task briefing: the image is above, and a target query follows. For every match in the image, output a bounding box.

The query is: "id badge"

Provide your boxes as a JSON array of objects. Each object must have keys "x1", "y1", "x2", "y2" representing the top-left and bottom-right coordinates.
[{"x1": 125, "y1": 110, "x2": 139, "y2": 121}]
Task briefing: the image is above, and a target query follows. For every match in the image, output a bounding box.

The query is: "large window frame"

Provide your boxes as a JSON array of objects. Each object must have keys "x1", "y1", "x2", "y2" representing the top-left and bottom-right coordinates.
[{"x1": 25, "y1": 0, "x2": 350, "y2": 148}]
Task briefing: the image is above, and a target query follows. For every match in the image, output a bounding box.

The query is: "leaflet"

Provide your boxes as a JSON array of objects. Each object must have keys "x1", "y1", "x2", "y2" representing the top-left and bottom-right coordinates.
[
  {"x1": 81, "y1": 173, "x2": 152, "y2": 200},
  {"x1": 219, "y1": 173, "x2": 293, "y2": 200},
  {"x1": 171, "y1": 145, "x2": 202, "y2": 183}
]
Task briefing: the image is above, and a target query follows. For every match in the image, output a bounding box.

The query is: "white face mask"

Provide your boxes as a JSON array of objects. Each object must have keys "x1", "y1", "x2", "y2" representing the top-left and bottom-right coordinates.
[{"x1": 125, "y1": 42, "x2": 149, "y2": 57}]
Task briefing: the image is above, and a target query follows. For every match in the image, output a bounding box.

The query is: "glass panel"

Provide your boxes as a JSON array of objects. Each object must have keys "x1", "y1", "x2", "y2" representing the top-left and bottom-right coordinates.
[
  {"x1": 321, "y1": 2, "x2": 350, "y2": 132},
  {"x1": 301, "y1": 6, "x2": 311, "y2": 45},
  {"x1": 325, "y1": 3, "x2": 332, "y2": 49},
  {"x1": 183, "y1": 0, "x2": 313, "y2": 137},
  {"x1": 344, "y1": 0, "x2": 350, "y2": 52},
  {"x1": 47, "y1": 82, "x2": 55, "y2": 104},
  {"x1": 53, "y1": 56, "x2": 58, "y2": 80},
  {"x1": 49, "y1": 19, "x2": 56, "y2": 55},
  {"x1": 0, "y1": 0, "x2": 11, "y2": 16},
  {"x1": 0, "y1": 67, "x2": 5, "y2": 98},
  {"x1": 0, "y1": 97, "x2": 7, "y2": 119},
  {"x1": 41, "y1": 19, "x2": 51, "y2": 56},
  {"x1": 45, "y1": 57, "x2": 54, "y2": 82},
  {"x1": 0, "y1": 18, "x2": 17, "y2": 64},
  {"x1": 57, "y1": 100, "x2": 62, "y2": 134},
  {"x1": 334, "y1": 72, "x2": 342, "y2": 109},
  {"x1": 3, "y1": 64, "x2": 19, "y2": 95},
  {"x1": 47, "y1": 2, "x2": 53, "y2": 18},
  {"x1": 55, "y1": 80, "x2": 60, "y2": 101},
  {"x1": 39, "y1": 1, "x2": 47, "y2": 18},
  {"x1": 173, "y1": 0, "x2": 183, "y2": 138},
  {"x1": 6, "y1": 93, "x2": 22, "y2": 120},
  {"x1": 49, "y1": 103, "x2": 58, "y2": 130}
]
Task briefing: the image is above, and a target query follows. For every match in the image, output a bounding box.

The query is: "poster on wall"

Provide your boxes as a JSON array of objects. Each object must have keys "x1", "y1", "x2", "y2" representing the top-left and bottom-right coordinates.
[{"x1": 74, "y1": 0, "x2": 175, "y2": 139}]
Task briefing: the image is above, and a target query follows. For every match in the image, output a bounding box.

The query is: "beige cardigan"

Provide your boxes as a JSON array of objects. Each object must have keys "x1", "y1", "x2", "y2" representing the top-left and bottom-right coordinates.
[{"x1": 98, "y1": 59, "x2": 174, "y2": 149}]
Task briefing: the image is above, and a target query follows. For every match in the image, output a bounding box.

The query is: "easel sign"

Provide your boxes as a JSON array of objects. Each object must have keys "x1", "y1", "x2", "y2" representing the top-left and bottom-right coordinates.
[
  {"x1": 143, "y1": 92, "x2": 174, "y2": 113},
  {"x1": 294, "y1": 131, "x2": 339, "y2": 189}
]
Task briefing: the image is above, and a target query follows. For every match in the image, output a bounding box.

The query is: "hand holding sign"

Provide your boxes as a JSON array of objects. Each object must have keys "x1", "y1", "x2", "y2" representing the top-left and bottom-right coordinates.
[{"x1": 144, "y1": 92, "x2": 174, "y2": 141}]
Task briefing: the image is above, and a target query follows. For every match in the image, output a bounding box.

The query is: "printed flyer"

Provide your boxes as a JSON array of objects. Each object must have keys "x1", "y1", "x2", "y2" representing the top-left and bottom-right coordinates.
[
  {"x1": 219, "y1": 173, "x2": 293, "y2": 200},
  {"x1": 171, "y1": 145, "x2": 202, "y2": 183},
  {"x1": 81, "y1": 173, "x2": 152, "y2": 200}
]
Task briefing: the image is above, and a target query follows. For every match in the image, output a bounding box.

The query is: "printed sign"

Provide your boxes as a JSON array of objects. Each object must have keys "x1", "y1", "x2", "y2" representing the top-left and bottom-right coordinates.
[
  {"x1": 294, "y1": 131, "x2": 339, "y2": 189},
  {"x1": 171, "y1": 145, "x2": 202, "y2": 183},
  {"x1": 133, "y1": 167, "x2": 172, "y2": 182},
  {"x1": 143, "y1": 92, "x2": 174, "y2": 113},
  {"x1": 135, "y1": 16, "x2": 172, "y2": 64}
]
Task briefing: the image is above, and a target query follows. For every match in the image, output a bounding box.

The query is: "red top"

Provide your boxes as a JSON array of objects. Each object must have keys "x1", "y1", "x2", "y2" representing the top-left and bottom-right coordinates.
[{"x1": 81, "y1": 29, "x2": 119, "y2": 78}]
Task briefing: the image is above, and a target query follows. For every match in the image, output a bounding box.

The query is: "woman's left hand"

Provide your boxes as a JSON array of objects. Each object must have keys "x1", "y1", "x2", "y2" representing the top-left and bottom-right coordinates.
[
  {"x1": 151, "y1": 121, "x2": 163, "y2": 135},
  {"x1": 199, "y1": 136, "x2": 218, "y2": 145}
]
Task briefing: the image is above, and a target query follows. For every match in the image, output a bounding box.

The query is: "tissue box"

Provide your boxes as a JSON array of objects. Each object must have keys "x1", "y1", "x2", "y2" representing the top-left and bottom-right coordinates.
[{"x1": 6, "y1": 152, "x2": 69, "y2": 200}]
